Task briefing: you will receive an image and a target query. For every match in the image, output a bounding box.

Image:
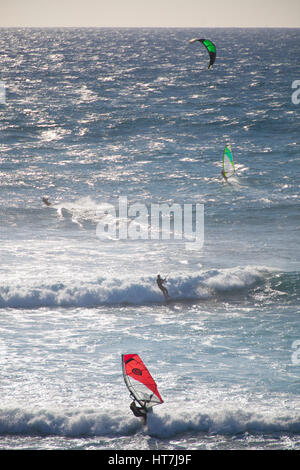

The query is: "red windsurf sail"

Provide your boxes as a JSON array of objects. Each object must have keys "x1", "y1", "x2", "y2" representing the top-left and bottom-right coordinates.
[{"x1": 122, "y1": 354, "x2": 163, "y2": 408}]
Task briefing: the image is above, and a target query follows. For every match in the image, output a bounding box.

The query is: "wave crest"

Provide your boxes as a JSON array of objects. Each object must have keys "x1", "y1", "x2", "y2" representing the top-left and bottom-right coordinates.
[
  {"x1": 0, "y1": 266, "x2": 273, "y2": 309},
  {"x1": 1, "y1": 407, "x2": 300, "y2": 438}
]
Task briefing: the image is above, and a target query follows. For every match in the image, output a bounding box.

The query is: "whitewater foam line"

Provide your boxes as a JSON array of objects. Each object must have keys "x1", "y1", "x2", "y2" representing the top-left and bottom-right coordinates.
[
  {"x1": 1, "y1": 407, "x2": 300, "y2": 438},
  {"x1": 0, "y1": 266, "x2": 271, "y2": 309},
  {"x1": 147, "y1": 409, "x2": 300, "y2": 438},
  {"x1": 0, "y1": 408, "x2": 136, "y2": 437}
]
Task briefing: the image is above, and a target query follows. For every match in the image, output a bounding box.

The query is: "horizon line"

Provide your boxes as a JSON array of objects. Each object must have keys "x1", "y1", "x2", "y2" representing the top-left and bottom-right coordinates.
[{"x1": 0, "y1": 25, "x2": 299, "y2": 29}]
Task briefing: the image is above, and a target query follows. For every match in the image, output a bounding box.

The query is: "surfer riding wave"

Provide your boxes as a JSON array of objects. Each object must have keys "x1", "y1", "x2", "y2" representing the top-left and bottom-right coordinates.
[
  {"x1": 156, "y1": 274, "x2": 169, "y2": 301},
  {"x1": 42, "y1": 197, "x2": 51, "y2": 206}
]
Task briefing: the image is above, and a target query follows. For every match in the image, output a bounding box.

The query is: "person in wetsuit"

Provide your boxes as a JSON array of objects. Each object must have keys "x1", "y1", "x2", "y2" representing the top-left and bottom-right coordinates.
[
  {"x1": 221, "y1": 169, "x2": 228, "y2": 182},
  {"x1": 130, "y1": 401, "x2": 148, "y2": 425},
  {"x1": 42, "y1": 197, "x2": 51, "y2": 206},
  {"x1": 156, "y1": 274, "x2": 169, "y2": 300}
]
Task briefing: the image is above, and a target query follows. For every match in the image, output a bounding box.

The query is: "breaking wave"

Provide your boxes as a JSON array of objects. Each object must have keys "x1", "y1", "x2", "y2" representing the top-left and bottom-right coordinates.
[
  {"x1": 0, "y1": 266, "x2": 284, "y2": 309},
  {"x1": 1, "y1": 406, "x2": 300, "y2": 438}
]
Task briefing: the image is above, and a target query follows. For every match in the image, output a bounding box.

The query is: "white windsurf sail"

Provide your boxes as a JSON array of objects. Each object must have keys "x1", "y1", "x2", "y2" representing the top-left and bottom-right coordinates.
[{"x1": 222, "y1": 145, "x2": 235, "y2": 178}]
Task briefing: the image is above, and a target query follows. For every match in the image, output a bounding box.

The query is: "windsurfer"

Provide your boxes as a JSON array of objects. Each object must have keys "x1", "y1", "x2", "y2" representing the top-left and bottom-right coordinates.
[
  {"x1": 130, "y1": 401, "x2": 148, "y2": 425},
  {"x1": 157, "y1": 274, "x2": 169, "y2": 300},
  {"x1": 221, "y1": 169, "x2": 228, "y2": 182},
  {"x1": 122, "y1": 354, "x2": 163, "y2": 426},
  {"x1": 42, "y1": 197, "x2": 51, "y2": 206}
]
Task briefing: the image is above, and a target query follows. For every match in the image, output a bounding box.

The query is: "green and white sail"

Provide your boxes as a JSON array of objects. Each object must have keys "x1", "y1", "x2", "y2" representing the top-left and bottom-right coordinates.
[
  {"x1": 189, "y1": 38, "x2": 216, "y2": 69},
  {"x1": 222, "y1": 145, "x2": 235, "y2": 178}
]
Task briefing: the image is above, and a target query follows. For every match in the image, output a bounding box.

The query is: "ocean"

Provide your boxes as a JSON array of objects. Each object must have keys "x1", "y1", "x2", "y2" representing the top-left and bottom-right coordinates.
[{"x1": 0, "y1": 27, "x2": 299, "y2": 451}]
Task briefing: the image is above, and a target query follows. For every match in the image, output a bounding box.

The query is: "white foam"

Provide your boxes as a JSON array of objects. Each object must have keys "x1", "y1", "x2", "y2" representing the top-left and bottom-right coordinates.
[
  {"x1": 0, "y1": 266, "x2": 271, "y2": 309},
  {"x1": 1, "y1": 406, "x2": 300, "y2": 438}
]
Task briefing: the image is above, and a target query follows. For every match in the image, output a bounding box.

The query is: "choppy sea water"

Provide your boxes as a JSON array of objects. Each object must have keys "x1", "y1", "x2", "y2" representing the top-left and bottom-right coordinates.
[{"x1": 0, "y1": 28, "x2": 299, "y2": 451}]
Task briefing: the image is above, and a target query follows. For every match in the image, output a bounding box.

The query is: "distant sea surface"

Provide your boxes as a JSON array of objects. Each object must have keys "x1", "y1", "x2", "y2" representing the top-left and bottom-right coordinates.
[{"x1": 0, "y1": 28, "x2": 300, "y2": 450}]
